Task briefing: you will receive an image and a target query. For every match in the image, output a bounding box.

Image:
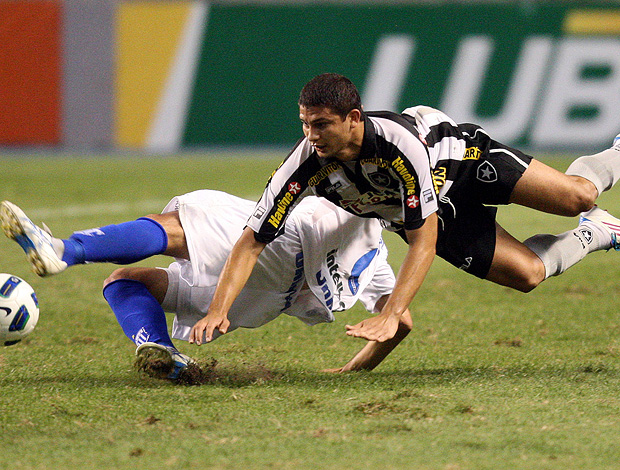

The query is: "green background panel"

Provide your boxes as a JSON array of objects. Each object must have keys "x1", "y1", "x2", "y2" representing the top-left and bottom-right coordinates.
[{"x1": 182, "y1": 3, "x2": 612, "y2": 146}]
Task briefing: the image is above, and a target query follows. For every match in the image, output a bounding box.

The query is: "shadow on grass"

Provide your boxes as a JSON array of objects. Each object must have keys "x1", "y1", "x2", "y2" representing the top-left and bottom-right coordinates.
[
  {"x1": 1, "y1": 362, "x2": 616, "y2": 389},
  {"x1": 169, "y1": 360, "x2": 620, "y2": 388}
]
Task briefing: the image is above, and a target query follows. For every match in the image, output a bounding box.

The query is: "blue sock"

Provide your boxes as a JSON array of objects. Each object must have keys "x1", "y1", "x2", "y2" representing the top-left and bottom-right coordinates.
[
  {"x1": 62, "y1": 218, "x2": 168, "y2": 266},
  {"x1": 103, "y1": 279, "x2": 175, "y2": 349}
]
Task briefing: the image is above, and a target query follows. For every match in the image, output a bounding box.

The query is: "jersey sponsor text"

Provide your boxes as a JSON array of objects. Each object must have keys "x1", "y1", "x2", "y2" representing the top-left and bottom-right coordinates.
[
  {"x1": 268, "y1": 191, "x2": 295, "y2": 228},
  {"x1": 391, "y1": 156, "x2": 416, "y2": 194}
]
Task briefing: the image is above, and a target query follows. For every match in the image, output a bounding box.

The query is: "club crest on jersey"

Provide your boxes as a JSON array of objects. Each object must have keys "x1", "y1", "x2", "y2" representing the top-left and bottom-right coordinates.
[
  {"x1": 406, "y1": 195, "x2": 420, "y2": 208},
  {"x1": 288, "y1": 182, "x2": 301, "y2": 195},
  {"x1": 368, "y1": 172, "x2": 392, "y2": 187},
  {"x1": 477, "y1": 161, "x2": 498, "y2": 183}
]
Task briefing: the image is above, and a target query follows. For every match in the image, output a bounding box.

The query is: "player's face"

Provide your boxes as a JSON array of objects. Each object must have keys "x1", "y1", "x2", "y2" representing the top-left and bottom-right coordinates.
[{"x1": 299, "y1": 106, "x2": 361, "y2": 161}]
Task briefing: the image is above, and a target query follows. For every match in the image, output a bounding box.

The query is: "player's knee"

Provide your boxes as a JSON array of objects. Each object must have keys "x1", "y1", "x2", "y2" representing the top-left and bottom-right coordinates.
[
  {"x1": 514, "y1": 262, "x2": 545, "y2": 293},
  {"x1": 563, "y1": 178, "x2": 597, "y2": 216},
  {"x1": 103, "y1": 267, "x2": 136, "y2": 289},
  {"x1": 514, "y1": 276, "x2": 539, "y2": 293}
]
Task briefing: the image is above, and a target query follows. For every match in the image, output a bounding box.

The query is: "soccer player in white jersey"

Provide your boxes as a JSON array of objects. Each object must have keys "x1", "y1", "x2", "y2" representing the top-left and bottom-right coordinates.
[
  {"x1": 189, "y1": 73, "x2": 620, "y2": 346},
  {"x1": 1, "y1": 191, "x2": 411, "y2": 382}
]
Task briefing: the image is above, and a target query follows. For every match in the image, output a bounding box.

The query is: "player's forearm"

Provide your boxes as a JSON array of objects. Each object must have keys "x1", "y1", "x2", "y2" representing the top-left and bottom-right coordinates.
[
  {"x1": 380, "y1": 215, "x2": 437, "y2": 319},
  {"x1": 341, "y1": 310, "x2": 412, "y2": 371},
  {"x1": 208, "y1": 227, "x2": 266, "y2": 317}
]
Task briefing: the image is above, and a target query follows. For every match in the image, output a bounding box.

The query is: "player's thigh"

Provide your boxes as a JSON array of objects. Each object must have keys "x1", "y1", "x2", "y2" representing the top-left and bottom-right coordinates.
[
  {"x1": 144, "y1": 211, "x2": 189, "y2": 259},
  {"x1": 485, "y1": 223, "x2": 545, "y2": 292},
  {"x1": 509, "y1": 159, "x2": 596, "y2": 216},
  {"x1": 104, "y1": 266, "x2": 169, "y2": 304}
]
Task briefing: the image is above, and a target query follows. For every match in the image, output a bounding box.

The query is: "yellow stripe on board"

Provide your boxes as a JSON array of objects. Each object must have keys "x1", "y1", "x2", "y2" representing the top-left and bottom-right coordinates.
[
  {"x1": 564, "y1": 10, "x2": 620, "y2": 35},
  {"x1": 115, "y1": 2, "x2": 193, "y2": 148}
]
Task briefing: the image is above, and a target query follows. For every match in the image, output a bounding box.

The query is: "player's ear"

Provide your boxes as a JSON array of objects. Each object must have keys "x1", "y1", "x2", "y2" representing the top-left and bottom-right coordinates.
[{"x1": 347, "y1": 108, "x2": 362, "y2": 128}]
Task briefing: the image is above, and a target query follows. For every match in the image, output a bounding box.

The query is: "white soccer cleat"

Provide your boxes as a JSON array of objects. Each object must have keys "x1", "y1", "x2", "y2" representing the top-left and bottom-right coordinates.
[
  {"x1": 0, "y1": 201, "x2": 67, "y2": 276},
  {"x1": 135, "y1": 342, "x2": 197, "y2": 381},
  {"x1": 613, "y1": 133, "x2": 620, "y2": 149},
  {"x1": 579, "y1": 206, "x2": 620, "y2": 251}
]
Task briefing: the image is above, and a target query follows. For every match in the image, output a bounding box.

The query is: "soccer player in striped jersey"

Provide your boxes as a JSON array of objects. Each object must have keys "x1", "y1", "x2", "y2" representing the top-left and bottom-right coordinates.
[{"x1": 190, "y1": 73, "x2": 620, "y2": 345}]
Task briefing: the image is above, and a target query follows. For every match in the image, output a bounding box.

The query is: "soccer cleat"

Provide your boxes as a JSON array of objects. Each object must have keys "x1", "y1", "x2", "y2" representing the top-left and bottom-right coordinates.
[
  {"x1": 0, "y1": 201, "x2": 67, "y2": 276},
  {"x1": 613, "y1": 133, "x2": 620, "y2": 149},
  {"x1": 579, "y1": 206, "x2": 620, "y2": 251},
  {"x1": 134, "y1": 342, "x2": 197, "y2": 381}
]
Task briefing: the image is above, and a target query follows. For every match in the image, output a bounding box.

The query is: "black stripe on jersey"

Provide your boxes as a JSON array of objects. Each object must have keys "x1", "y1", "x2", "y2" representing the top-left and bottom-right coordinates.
[
  {"x1": 421, "y1": 120, "x2": 462, "y2": 148},
  {"x1": 368, "y1": 110, "x2": 421, "y2": 138},
  {"x1": 419, "y1": 120, "x2": 465, "y2": 193},
  {"x1": 254, "y1": 155, "x2": 321, "y2": 244}
]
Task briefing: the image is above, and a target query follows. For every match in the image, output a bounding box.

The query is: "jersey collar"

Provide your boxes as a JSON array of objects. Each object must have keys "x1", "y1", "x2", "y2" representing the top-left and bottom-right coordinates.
[{"x1": 358, "y1": 112, "x2": 376, "y2": 160}]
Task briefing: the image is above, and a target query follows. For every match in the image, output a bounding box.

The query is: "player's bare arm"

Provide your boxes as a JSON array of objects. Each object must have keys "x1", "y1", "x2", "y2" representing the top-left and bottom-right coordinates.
[
  {"x1": 345, "y1": 212, "x2": 438, "y2": 342},
  {"x1": 325, "y1": 297, "x2": 413, "y2": 373},
  {"x1": 189, "y1": 227, "x2": 266, "y2": 345}
]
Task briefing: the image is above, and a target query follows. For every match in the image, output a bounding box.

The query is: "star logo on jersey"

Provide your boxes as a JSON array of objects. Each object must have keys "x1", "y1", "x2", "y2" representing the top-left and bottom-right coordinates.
[
  {"x1": 288, "y1": 182, "x2": 301, "y2": 195},
  {"x1": 406, "y1": 195, "x2": 419, "y2": 208},
  {"x1": 477, "y1": 161, "x2": 498, "y2": 183},
  {"x1": 368, "y1": 172, "x2": 391, "y2": 187}
]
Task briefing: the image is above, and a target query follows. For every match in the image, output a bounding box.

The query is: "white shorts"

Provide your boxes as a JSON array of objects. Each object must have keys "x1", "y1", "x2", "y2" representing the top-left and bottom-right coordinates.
[
  {"x1": 158, "y1": 189, "x2": 395, "y2": 343},
  {"x1": 159, "y1": 190, "x2": 306, "y2": 342}
]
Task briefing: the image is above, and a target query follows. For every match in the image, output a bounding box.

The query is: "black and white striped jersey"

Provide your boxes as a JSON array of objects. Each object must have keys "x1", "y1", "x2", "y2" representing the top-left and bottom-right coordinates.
[{"x1": 247, "y1": 106, "x2": 470, "y2": 244}]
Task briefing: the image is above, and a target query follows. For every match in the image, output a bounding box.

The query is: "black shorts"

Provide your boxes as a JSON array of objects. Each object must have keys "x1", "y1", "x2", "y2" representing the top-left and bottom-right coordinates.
[{"x1": 398, "y1": 124, "x2": 533, "y2": 279}]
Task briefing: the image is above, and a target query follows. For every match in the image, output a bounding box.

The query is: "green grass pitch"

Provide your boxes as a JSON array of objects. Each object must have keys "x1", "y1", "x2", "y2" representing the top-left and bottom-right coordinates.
[{"x1": 1, "y1": 152, "x2": 620, "y2": 469}]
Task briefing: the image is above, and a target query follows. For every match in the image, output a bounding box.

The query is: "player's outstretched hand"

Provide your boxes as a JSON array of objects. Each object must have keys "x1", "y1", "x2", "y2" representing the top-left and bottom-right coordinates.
[
  {"x1": 189, "y1": 313, "x2": 230, "y2": 345},
  {"x1": 345, "y1": 312, "x2": 400, "y2": 343}
]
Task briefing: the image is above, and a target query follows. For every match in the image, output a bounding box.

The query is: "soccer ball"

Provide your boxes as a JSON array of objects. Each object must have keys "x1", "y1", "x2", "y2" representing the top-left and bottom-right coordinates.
[{"x1": 0, "y1": 273, "x2": 39, "y2": 346}]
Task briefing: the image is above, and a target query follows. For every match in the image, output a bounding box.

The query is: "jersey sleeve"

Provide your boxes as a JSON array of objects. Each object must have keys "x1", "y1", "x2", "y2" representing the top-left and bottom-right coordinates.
[
  {"x1": 374, "y1": 116, "x2": 438, "y2": 230},
  {"x1": 246, "y1": 139, "x2": 317, "y2": 244}
]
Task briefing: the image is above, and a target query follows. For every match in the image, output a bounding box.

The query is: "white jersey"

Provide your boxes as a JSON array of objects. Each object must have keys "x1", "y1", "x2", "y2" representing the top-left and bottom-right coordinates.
[{"x1": 159, "y1": 190, "x2": 395, "y2": 342}]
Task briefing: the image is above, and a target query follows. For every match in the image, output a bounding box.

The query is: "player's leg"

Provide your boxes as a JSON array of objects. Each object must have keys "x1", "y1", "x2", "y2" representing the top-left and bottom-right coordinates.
[
  {"x1": 565, "y1": 135, "x2": 620, "y2": 196},
  {"x1": 0, "y1": 200, "x2": 188, "y2": 276},
  {"x1": 509, "y1": 136, "x2": 620, "y2": 216},
  {"x1": 508, "y1": 159, "x2": 597, "y2": 216},
  {"x1": 60, "y1": 211, "x2": 187, "y2": 265},
  {"x1": 487, "y1": 213, "x2": 620, "y2": 291},
  {"x1": 485, "y1": 224, "x2": 547, "y2": 292},
  {"x1": 102, "y1": 266, "x2": 198, "y2": 381}
]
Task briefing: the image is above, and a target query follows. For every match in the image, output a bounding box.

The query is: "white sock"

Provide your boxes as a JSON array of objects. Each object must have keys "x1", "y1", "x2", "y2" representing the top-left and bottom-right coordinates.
[
  {"x1": 566, "y1": 147, "x2": 620, "y2": 195},
  {"x1": 524, "y1": 222, "x2": 610, "y2": 279}
]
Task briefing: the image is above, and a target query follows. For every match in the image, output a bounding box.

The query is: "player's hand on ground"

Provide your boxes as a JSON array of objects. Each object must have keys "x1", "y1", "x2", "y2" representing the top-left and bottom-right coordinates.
[
  {"x1": 322, "y1": 367, "x2": 344, "y2": 373},
  {"x1": 345, "y1": 313, "x2": 400, "y2": 342},
  {"x1": 189, "y1": 313, "x2": 230, "y2": 345}
]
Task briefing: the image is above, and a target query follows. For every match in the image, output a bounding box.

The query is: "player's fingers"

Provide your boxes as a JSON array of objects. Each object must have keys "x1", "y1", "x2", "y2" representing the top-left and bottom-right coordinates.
[
  {"x1": 189, "y1": 325, "x2": 198, "y2": 344},
  {"x1": 192, "y1": 325, "x2": 204, "y2": 345},
  {"x1": 205, "y1": 323, "x2": 216, "y2": 343},
  {"x1": 218, "y1": 319, "x2": 230, "y2": 335}
]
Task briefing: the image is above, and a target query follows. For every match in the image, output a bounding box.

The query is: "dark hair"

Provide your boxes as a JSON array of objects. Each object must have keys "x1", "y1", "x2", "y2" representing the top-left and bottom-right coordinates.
[{"x1": 298, "y1": 73, "x2": 362, "y2": 119}]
